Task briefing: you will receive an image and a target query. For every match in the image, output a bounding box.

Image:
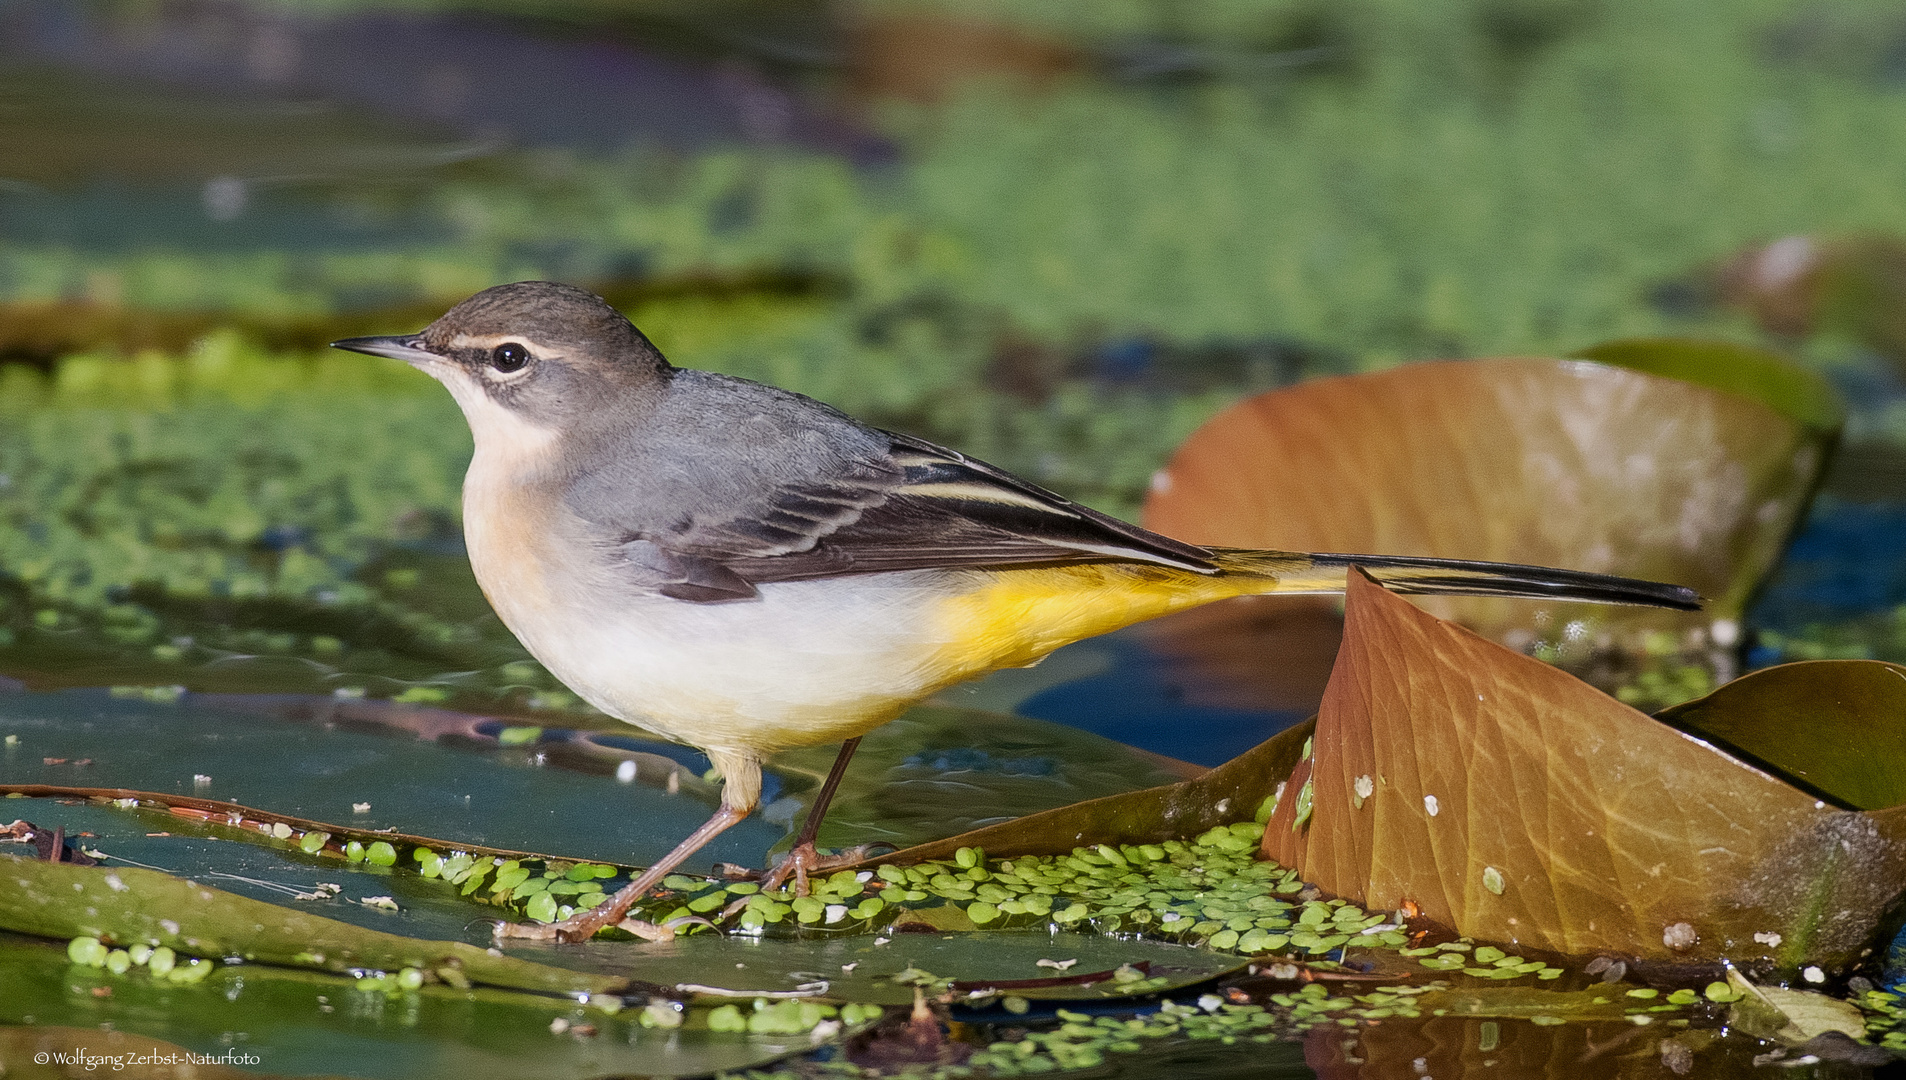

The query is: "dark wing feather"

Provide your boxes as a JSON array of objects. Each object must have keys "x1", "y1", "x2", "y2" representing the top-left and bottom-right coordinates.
[
  {"x1": 715, "y1": 433, "x2": 1216, "y2": 585},
  {"x1": 563, "y1": 373, "x2": 1215, "y2": 602}
]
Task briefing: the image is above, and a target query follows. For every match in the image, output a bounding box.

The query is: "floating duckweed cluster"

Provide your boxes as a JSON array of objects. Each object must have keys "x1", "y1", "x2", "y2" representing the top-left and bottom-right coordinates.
[
  {"x1": 384, "y1": 819, "x2": 1428, "y2": 966},
  {"x1": 969, "y1": 990, "x2": 1434, "y2": 1075},
  {"x1": 65, "y1": 936, "x2": 212, "y2": 985},
  {"x1": 105, "y1": 797, "x2": 1651, "y2": 1011},
  {"x1": 470, "y1": 820, "x2": 1440, "y2": 970},
  {"x1": 326, "y1": 815, "x2": 1393, "y2": 960},
  {"x1": 657, "y1": 871, "x2": 890, "y2": 932},
  {"x1": 1613, "y1": 658, "x2": 1718, "y2": 712},
  {"x1": 66, "y1": 933, "x2": 428, "y2": 998},
  {"x1": 1857, "y1": 984, "x2": 1906, "y2": 1052},
  {"x1": 707, "y1": 999, "x2": 882, "y2": 1035},
  {"x1": 350, "y1": 966, "x2": 429, "y2": 996},
  {"x1": 1402, "y1": 941, "x2": 1566, "y2": 980},
  {"x1": 871, "y1": 824, "x2": 1409, "y2": 956},
  {"x1": 388, "y1": 850, "x2": 629, "y2": 926}
]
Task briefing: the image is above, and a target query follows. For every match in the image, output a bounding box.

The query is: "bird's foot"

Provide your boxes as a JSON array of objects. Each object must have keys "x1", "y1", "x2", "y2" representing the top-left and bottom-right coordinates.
[
  {"x1": 490, "y1": 803, "x2": 753, "y2": 943},
  {"x1": 758, "y1": 842, "x2": 892, "y2": 897},
  {"x1": 615, "y1": 914, "x2": 717, "y2": 941},
  {"x1": 493, "y1": 905, "x2": 623, "y2": 944},
  {"x1": 494, "y1": 910, "x2": 713, "y2": 944}
]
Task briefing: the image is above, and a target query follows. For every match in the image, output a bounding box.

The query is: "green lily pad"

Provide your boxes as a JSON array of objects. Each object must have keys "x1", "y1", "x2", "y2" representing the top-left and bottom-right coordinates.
[
  {"x1": 869, "y1": 718, "x2": 1310, "y2": 866},
  {"x1": 0, "y1": 933, "x2": 813, "y2": 1080},
  {"x1": 1656, "y1": 659, "x2": 1906, "y2": 811},
  {"x1": 0, "y1": 854, "x2": 623, "y2": 996},
  {"x1": 0, "y1": 688, "x2": 782, "y2": 870},
  {"x1": 511, "y1": 932, "x2": 1247, "y2": 1007},
  {"x1": 1407, "y1": 986, "x2": 1640, "y2": 1022},
  {"x1": 771, "y1": 705, "x2": 1199, "y2": 854},
  {"x1": 1571, "y1": 337, "x2": 1846, "y2": 436}
]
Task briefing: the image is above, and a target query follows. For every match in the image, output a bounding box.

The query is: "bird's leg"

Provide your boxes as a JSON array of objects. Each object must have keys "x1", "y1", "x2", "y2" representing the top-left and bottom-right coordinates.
[
  {"x1": 496, "y1": 752, "x2": 760, "y2": 944},
  {"x1": 759, "y1": 736, "x2": 864, "y2": 897}
]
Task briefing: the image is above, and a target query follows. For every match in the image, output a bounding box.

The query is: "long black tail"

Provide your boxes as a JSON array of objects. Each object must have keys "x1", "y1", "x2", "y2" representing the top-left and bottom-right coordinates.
[{"x1": 1211, "y1": 548, "x2": 1702, "y2": 610}]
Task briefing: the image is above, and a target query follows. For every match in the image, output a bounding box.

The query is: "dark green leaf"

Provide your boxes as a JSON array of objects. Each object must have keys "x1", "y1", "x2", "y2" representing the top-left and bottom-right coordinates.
[
  {"x1": 869, "y1": 719, "x2": 1310, "y2": 866},
  {"x1": 1571, "y1": 337, "x2": 1845, "y2": 435},
  {"x1": 514, "y1": 932, "x2": 1246, "y2": 1007},
  {"x1": 773, "y1": 705, "x2": 1200, "y2": 854},
  {"x1": 0, "y1": 933, "x2": 811, "y2": 1080},
  {"x1": 1656, "y1": 660, "x2": 1906, "y2": 811},
  {"x1": 0, "y1": 855, "x2": 625, "y2": 996}
]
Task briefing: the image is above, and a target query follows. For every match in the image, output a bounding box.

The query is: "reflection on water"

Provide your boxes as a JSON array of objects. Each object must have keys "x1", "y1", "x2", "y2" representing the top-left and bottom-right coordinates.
[
  {"x1": 0, "y1": 686, "x2": 782, "y2": 868},
  {"x1": 0, "y1": 685, "x2": 1187, "y2": 861},
  {"x1": 1, "y1": 0, "x2": 874, "y2": 157}
]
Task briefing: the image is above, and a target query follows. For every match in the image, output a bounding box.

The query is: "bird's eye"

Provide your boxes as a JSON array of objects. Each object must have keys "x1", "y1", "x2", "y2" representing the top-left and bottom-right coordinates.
[{"x1": 489, "y1": 343, "x2": 531, "y2": 373}]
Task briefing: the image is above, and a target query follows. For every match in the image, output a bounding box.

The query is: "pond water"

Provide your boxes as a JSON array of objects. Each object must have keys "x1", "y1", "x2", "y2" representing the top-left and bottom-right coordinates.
[{"x1": 6, "y1": 3, "x2": 1906, "y2": 1078}]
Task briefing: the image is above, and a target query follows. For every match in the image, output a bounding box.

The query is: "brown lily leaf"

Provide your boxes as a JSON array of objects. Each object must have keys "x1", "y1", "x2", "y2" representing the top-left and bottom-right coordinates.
[
  {"x1": 1261, "y1": 570, "x2": 1906, "y2": 970},
  {"x1": 1142, "y1": 354, "x2": 1835, "y2": 639}
]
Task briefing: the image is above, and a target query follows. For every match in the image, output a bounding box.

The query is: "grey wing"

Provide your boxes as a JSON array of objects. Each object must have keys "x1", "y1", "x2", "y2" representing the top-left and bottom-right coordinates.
[
  {"x1": 715, "y1": 432, "x2": 1220, "y2": 586},
  {"x1": 564, "y1": 376, "x2": 1215, "y2": 602}
]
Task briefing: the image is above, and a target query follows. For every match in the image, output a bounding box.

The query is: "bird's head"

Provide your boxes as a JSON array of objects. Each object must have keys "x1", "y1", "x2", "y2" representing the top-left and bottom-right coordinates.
[{"x1": 333, "y1": 281, "x2": 672, "y2": 459}]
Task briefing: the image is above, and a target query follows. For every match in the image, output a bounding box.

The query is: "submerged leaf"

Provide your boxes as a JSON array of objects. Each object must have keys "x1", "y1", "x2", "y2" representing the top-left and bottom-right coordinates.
[
  {"x1": 771, "y1": 705, "x2": 1198, "y2": 854},
  {"x1": 522, "y1": 932, "x2": 1243, "y2": 1007},
  {"x1": 1260, "y1": 571, "x2": 1906, "y2": 969},
  {"x1": 1143, "y1": 354, "x2": 1834, "y2": 636},
  {"x1": 0, "y1": 854, "x2": 626, "y2": 995},
  {"x1": 1723, "y1": 965, "x2": 1868, "y2": 1044},
  {"x1": 868, "y1": 719, "x2": 1311, "y2": 865},
  {"x1": 0, "y1": 783, "x2": 600, "y2": 867},
  {"x1": 0, "y1": 934, "x2": 810, "y2": 1080}
]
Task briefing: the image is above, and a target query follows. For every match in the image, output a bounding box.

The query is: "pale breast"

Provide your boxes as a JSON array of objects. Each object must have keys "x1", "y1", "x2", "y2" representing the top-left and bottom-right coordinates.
[{"x1": 462, "y1": 452, "x2": 972, "y2": 756}]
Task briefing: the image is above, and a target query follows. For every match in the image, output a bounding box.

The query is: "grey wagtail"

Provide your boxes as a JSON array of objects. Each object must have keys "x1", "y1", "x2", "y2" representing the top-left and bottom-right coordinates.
[{"x1": 334, "y1": 280, "x2": 1700, "y2": 943}]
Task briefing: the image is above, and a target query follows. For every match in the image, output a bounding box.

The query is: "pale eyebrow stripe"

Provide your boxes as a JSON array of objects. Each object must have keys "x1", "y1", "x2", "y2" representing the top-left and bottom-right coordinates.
[{"x1": 449, "y1": 332, "x2": 549, "y2": 351}]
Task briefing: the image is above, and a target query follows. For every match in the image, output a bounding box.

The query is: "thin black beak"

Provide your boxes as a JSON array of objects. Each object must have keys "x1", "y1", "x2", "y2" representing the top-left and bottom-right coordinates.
[{"x1": 331, "y1": 334, "x2": 442, "y2": 366}]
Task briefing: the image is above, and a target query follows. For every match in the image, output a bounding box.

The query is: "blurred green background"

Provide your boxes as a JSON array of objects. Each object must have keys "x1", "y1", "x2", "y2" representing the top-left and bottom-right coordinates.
[{"x1": 6, "y1": 0, "x2": 1906, "y2": 716}]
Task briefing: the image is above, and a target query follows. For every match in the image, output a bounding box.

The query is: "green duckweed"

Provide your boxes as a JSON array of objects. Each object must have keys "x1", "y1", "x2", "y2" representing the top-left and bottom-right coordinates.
[
  {"x1": 67, "y1": 937, "x2": 211, "y2": 984},
  {"x1": 65, "y1": 936, "x2": 106, "y2": 966}
]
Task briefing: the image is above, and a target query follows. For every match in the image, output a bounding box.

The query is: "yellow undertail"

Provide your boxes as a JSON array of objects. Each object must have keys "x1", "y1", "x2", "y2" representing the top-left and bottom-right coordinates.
[{"x1": 928, "y1": 547, "x2": 1698, "y2": 681}]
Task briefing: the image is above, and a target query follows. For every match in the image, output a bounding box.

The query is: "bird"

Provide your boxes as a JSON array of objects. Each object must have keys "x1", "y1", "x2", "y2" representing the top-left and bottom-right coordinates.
[{"x1": 333, "y1": 280, "x2": 1701, "y2": 943}]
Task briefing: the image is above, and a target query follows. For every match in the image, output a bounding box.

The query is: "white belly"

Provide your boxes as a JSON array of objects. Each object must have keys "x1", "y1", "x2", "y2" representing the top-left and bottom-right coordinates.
[
  {"x1": 463, "y1": 479, "x2": 960, "y2": 757},
  {"x1": 525, "y1": 570, "x2": 960, "y2": 755}
]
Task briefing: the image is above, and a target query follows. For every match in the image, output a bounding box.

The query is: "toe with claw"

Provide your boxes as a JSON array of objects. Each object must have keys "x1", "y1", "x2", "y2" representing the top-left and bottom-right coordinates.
[{"x1": 758, "y1": 842, "x2": 892, "y2": 896}]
